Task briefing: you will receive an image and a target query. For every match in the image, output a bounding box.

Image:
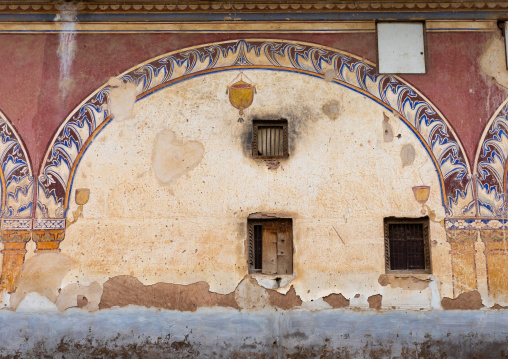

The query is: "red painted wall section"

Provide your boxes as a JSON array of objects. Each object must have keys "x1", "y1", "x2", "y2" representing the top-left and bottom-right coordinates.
[
  {"x1": 0, "y1": 33, "x2": 376, "y2": 174},
  {"x1": 0, "y1": 31, "x2": 504, "y2": 173},
  {"x1": 403, "y1": 32, "x2": 507, "y2": 166}
]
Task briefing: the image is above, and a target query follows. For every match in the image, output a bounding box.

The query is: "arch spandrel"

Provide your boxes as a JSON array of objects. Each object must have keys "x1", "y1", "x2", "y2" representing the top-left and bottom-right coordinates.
[
  {"x1": 0, "y1": 109, "x2": 33, "y2": 222},
  {"x1": 475, "y1": 99, "x2": 508, "y2": 217},
  {"x1": 37, "y1": 39, "x2": 473, "y2": 219}
]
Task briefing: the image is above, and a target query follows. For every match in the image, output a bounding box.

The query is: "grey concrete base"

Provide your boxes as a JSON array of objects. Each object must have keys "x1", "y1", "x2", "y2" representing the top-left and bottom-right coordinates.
[{"x1": 0, "y1": 308, "x2": 507, "y2": 358}]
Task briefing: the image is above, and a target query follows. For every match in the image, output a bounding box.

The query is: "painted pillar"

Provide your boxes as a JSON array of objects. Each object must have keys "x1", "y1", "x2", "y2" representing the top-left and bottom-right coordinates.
[
  {"x1": 32, "y1": 230, "x2": 65, "y2": 252},
  {"x1": 446, "y1": 229, "x2": 478, "y2": 297},
  {"x1": 32, "y1": 219, "x2": 67, "y2": 253},
  {"x1": 480, "y1": 229, "x2": 508, "y2": 303},
  {"x1": 0, "y1": 231, "x2": 31, "y2": 292}
]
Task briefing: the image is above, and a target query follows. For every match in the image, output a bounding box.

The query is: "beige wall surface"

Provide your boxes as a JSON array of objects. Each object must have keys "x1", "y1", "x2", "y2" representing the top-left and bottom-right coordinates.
[{"x1": 60, "y1": 70, "x2": 449, "y2": 307}]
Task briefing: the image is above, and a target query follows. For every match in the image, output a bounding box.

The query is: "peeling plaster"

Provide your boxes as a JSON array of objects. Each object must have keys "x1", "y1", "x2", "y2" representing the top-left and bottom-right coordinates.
[
  {"x1": 441, "y1": 290, "x2": 484, "y2": 310},
  {"x1": 100, "y1": 276, "x2": 239, "y2": 311},
  {"x1": 368, "y1": 294, "x2": 382, "y2": 310},
  {"x1": 108, "y1": 77, "x2": 137, "y2": 122},
  {"x1": 10, "y1": 253, "x2": 73, "y2": 310},
  {"x1": 234, "y1": 277, "x2": 270, "y2": 310},
  {"x1": 301, "y1": 297, "x2": 332, "y2": 311},
  {"x1": 55, "y1": 281, "x2": 103, "y2": 312},
  {"x1": 16, "y1": 292, "x2": 59, "y2": 313},
  {"x1": 323, "y1": 293, "x2": 350, "y2": 308},
  {"x1": 378, "y1": 274, "x2": 431, "y2": 290},
  {"x1": 252, "y1": 273, "x2": 296, "y2": 290},
  {"x1": 267, "y1": 286, "x2": 302, "y2": 309},
  {"x1": 479, "y1": 31, "x2": 508, "y2": 91}
]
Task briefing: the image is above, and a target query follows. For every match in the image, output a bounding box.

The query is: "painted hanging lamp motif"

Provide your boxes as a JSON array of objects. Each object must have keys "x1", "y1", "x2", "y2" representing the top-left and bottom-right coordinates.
[{"x1": 227, "y1": 72, "x2": 256, "y2": 122}]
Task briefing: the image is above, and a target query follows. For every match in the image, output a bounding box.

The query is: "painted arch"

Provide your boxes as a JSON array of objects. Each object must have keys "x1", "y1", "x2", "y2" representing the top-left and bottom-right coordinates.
[
  {"x1": 37, "y1": 39, "x2": 472, "y2": 220},
  {"x1": 475, "y1": 98, "x2": 508, "y2": 216},
  {"x1": 0, "y1": 109, "x2": 33, "y2": 224}
]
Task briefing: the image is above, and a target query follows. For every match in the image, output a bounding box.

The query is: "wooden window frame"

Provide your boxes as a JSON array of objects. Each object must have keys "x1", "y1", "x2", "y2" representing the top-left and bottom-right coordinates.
[
  {"x1": 252, "y1": 119, "x2": 289, "y2": 160},
  {"x1": 384, "y1": 217, "x2": 431, "y2": 274},
  {"x1": 247, "y1": 218, "x2": 293, "y2": 275}
]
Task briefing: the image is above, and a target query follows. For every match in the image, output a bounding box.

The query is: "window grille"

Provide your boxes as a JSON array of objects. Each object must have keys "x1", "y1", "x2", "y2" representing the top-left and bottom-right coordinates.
[
  {"x1": 252, "y1": 119, "x2": 289, "y2": 159},
  {"x1": 384, "y1": 217, "x2": 430, "y2": 273}
]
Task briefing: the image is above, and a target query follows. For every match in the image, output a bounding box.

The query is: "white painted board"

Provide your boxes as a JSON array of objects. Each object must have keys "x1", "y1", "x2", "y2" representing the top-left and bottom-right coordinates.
[{"x1": 377, "y1": 22, "x2": 426, "y2": 74}]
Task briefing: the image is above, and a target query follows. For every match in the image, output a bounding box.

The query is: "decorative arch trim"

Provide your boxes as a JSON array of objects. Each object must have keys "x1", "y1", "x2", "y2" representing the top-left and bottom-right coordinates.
[
  {"x1": 37, "y1": 39, "x2": 472, "y2": 218},
  {"x1": 475, "y1": 98, "x2": 508, "y2": 216},
  {"x1": 0, "y1": 109, "x2": 33, "y2": 220}
]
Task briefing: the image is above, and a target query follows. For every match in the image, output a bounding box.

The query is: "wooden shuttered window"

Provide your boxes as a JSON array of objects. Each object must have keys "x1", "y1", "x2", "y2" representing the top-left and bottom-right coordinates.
[
  {"x1": 248, "y1": 219, "x2": 293, "y2": 275},
  {"x1": 384, "y1": 217, "x2": 431, "y2": 273}
]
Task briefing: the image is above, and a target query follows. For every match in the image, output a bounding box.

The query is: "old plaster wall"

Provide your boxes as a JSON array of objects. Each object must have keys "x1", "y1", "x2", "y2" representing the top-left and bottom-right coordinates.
[
  {"x1": 58, "y1": 70, "x2": 448, "y2": 308},
  {"x1": 0, "y1": 23, "x2": 507, "y2": 356}
]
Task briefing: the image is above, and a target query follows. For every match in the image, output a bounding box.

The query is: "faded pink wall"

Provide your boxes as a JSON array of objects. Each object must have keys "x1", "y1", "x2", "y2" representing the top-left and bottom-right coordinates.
[{"x1": 0, "y1": 32, "x2": 504, "y2": 173}]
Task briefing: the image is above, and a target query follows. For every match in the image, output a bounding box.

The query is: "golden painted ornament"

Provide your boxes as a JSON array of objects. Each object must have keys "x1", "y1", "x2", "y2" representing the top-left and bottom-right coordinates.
[{"x1": 227, "y1": 72, "x2": 256, "y2": 122}]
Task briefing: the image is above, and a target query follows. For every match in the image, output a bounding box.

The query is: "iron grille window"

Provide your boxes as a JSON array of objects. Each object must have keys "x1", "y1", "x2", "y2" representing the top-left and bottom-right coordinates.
[
  {"x1": 252, "y1": 119, "x2": 289, "y2": 159},
  {"x1": 248, "y1": 218, "x2": 293, "y2": 274},
  {"x1": 384, "y1": 217, "x2": 430, "y2": 273}
]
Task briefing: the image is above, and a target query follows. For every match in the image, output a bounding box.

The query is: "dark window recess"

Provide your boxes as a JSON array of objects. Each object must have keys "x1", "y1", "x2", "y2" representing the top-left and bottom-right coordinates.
[
  {"x1": 248, "y1": 219, "x2": 293, "y2": 274},
  {"x1": 384, "y1": 217, "x2": 430, "y2": 273},
  {"x1": 252, "y1": 119, "x2": 289, "y2": 159}
]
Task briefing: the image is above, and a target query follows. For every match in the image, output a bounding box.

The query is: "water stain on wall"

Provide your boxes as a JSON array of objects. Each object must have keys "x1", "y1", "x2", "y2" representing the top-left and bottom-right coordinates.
[
  {"x1": 401, "y1": 144, "x2": 416, "y2": 167},
  {"x1": 323, "y1": 69, "x2": 336, "y2": 82},
  {"x1": 382, "y1": 113, "x2": 394, "y2": 142},
  {"x1": 152, "y1": 129, "x2": 204, "y2": 184},
  {"x1": 321, "y1": 100, "x2": 341, "y2": 120},
  {"x1": 55, "y1": 5, "x2": 78, "y2": 99}
]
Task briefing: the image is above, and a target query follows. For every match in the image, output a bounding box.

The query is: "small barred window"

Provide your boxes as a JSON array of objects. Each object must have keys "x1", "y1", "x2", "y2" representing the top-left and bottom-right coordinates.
[
  {"x1": 252, "y1": 119, "x2": 289, "y2": 159},
  {"x1": 384, "y1": 217, "x2": 431, "y2": 273}
]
